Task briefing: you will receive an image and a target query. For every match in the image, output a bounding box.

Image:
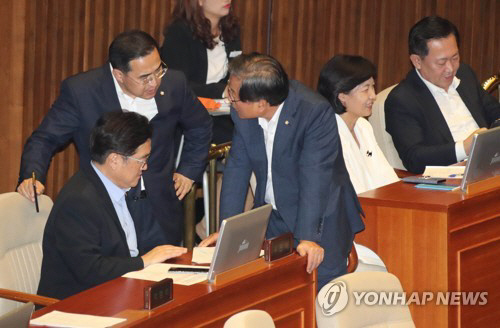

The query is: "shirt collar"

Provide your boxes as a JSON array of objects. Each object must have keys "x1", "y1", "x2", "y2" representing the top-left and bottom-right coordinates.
[
  {"x1": 91, "y1": 161, "x2": 129, "y2": 203},
  {"x1": 415, "y1": 68, "x2": 461, "y2": 94},
  {"x1": 258, "y1": 102, "x2": 284, "y2": 128},
  {"x1": 109, "y1": 64, "x2": 155, "y2": 103}
]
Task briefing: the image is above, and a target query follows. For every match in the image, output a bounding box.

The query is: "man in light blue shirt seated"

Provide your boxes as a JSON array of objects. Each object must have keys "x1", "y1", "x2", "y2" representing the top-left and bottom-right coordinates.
[{"x1": 37, "y1": 111, "x2": 187, "y2": 300}]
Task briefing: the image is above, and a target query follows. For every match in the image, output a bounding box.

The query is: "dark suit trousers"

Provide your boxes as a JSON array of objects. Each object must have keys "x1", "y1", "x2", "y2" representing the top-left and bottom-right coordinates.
[{"x1": 266, "y1": 209, "x2": 348, "y2": 291}]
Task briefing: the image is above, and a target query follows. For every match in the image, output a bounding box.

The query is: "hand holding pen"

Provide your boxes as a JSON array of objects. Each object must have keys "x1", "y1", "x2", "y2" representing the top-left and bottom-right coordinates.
[
  {"x1": 16, "y1": 172, "x2": 45, "y2": 204},
  {"x1": 32, "y1": 172, "x2": 39, "y2": 212}
]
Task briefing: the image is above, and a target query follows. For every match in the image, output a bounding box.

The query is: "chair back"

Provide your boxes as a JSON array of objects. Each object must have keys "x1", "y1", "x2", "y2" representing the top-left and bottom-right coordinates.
[
  {"x1": 316, "y1": 271, "x2": 415, "y2": 327},
  {"x1": 0, "y1": 192, "x2": 52, "y2": 315},
  {"x1": 369, "y1": 85, "x2": 405, "y2": 170},
  {"x1": 224, "y1": 309, "x2": 275, "y2": 328},
  {"x1": 482, "y1": 73, "x2": 499, "y2": 102}
]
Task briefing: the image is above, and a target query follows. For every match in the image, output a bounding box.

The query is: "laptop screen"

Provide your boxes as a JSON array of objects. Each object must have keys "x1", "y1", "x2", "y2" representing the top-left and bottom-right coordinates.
[
  {"x1": 461, "y1": 126, "x2": 500, "y2": 191},
  {"x1": 207, "y1": 204, "x2": 272, "y2": 282}
]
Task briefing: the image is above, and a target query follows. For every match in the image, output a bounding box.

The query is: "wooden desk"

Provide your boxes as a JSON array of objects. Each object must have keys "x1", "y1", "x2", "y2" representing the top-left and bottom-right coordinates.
[
  {"x1": 356, "y1": 181, "x2": 500, "y2": 327},
  {"x1": 31, "y1": 253, "x2": 316, "y2": 327}
]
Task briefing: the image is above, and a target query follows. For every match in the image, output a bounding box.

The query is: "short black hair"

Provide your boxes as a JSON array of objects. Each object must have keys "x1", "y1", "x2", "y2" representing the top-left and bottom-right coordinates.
[
  {"x1": 317, "y1": 55, "x2": 376, "y2": 114},
  {"x1": 228, "y1": 53, "x2": 289, "y2": 106},
  {"x1": 409, "y1": 16, "x2": 460, "y2": 57},
  {"x1": 109, "y1": 30, "x2": 159, "y2": 72},
  {"x1": 90, "y1": 111, "x2": 152, "y2": 164}
]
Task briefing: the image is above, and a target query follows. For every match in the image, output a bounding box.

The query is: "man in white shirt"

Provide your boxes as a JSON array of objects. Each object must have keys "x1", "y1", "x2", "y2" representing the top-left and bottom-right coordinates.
[
  {"x1": 201, "y1": 54, "x2": 365, "y2": 291},
  {"x1": 38, "y1": 112, "x2": 187, "y2": 300},
  {"x1": 385, "y1": 16, "x2": 500, "y2": 173}
]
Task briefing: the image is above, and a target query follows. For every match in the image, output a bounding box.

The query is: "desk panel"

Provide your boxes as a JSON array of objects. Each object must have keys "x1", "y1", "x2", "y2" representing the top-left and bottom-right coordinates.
[
  {"x1": 32, "y1": 253, "x2": 316, "y2": 327},
  {"x1": 357, "y1": 182, "x2": 500, "y2": 328}
]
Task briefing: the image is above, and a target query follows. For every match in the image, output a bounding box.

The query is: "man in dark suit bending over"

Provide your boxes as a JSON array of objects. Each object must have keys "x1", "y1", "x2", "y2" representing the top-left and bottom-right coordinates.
[
  {"x1": 385, "y1": 16, "x2": 500, "y2": 173},
  {"x1": 200, "y1": 53, "x2": 365, "y2": 290},
  {"x1": 17, "y1": 30, "x2": 212, "y2": 250},
  {"x1": 37, "y1": 112, "x2": 187, "y2": 300}
]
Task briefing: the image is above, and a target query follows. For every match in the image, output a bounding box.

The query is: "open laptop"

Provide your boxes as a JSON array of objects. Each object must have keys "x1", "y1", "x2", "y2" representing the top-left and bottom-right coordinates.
[
  {"x1": 0, "y1": 302, "x2": 34, "y2": 327},
  {"x1": 207, "y1": 204, "x2": 272, "y2": 283},
  {"x1": 461, "y1": 126, "x2": 500, "y2": 192}
]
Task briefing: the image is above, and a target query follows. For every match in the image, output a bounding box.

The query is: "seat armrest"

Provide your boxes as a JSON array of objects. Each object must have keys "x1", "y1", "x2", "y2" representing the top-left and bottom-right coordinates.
[{"x1": 0, "y1": 288, "x2": 58, "y2": 307}]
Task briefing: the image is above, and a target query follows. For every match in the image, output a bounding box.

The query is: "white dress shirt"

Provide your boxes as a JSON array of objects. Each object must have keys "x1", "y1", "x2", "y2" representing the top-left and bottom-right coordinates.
[
  {"x1": 416, "y1": 69, "x2": 479, "y2": 161},
  {"x1": 110, "y1": 65, "x2": 154, "y2": 190},
  {"x1": 206, "y1": 37, "x2": 228, "y2": 89},
  {"x1": 91, "y1": 162, "x2": 139, "y2": 257},
  {"x1": 336, "y1": 115, "x2": 399, "y2": 194},
  {"x1": 110, "y1": 64, "x2": 159, "y2": 121},
  {"x1": 258, "y1": 103, "x2": 284, "y2": 210}
]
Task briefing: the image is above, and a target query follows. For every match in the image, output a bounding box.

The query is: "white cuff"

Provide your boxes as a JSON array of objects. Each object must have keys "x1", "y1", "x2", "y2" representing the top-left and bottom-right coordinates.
[{"x1": 455, "y1": 141, "x2": 467, "y2": 162}]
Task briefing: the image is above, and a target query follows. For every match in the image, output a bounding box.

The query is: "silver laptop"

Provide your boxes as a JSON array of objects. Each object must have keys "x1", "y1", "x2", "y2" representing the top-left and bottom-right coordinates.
[
  {"x1": 461, "y1": 126, "x2": 500, "y2": 191},
  {"x1": 0, "y1": 302, "x2": 33, "y2": 328},
  {"x1": 207, "y1": 204, "x2": 272, "y2": 283}
]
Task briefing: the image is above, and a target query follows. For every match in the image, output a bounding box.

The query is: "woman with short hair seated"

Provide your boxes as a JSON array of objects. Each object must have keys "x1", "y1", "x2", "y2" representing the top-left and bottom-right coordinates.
[
  {"x1": 318, "y1": 55, "x2": 399, "y2": 272},
  {"x1": 318, "y1": 55, "x2": 399, "y2": 194}
]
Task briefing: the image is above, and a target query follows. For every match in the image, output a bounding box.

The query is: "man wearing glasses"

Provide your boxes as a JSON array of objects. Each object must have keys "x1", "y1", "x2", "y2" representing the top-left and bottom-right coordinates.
[
  {"x1": 17, "y1": 30, "x2": 212, "y2": 251},
  {"x1": 201, "y1": 54, "x2": 365, "y2": 291},
  {"x1": 37, "y1": 112, "x2": 187, "y2": 300}
]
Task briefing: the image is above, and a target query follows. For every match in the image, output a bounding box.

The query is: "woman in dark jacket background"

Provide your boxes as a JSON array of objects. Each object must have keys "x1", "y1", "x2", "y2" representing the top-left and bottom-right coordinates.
[{"x1": 161, "y1": 0, "x2": 241, "y2": 143}]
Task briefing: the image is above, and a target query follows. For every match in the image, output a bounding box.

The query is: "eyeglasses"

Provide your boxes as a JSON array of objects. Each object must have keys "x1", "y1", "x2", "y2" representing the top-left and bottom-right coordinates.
[
  {"x1": 224, "y1": 84, "x2": 241, "y2": 104},
  {"x1": 125, "y1": 155, "x2": 149, "y2": 168},
  {"x1": 126, "y1": 61, "x2": 168, "y2": 86}
]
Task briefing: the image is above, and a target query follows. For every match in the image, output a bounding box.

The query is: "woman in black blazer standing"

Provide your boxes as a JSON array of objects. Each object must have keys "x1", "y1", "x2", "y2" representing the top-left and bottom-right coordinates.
[{"x1": 161, "y1": 0, "x2": 241, "y2": 143}]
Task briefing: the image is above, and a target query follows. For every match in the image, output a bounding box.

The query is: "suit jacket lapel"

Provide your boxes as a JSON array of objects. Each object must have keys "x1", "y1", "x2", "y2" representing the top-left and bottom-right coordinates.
[
  {"x1": 407, "y1": 70, "x2": 454, "y2": 142},
  {"x1": 81, "y1": 165, "x2": 129, "y2": 247},
  {"x1": 244, "y1": 119, "x2": 267, "y2": 202},
  {"x1": 273, "y1": 88, "x2": 298, "y2": 162},
  {"x1": 456, "y1": 69, "x2": 487, "y2": 127},
  {"x1": 100, "y1": 64, "x2": 123, "y2": 114},
  {"x1": 154, "y1": 76, "x2": 169, "y2": 116}
]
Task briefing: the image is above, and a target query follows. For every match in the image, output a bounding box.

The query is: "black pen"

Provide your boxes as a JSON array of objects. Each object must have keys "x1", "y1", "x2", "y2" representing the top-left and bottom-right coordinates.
[{"x1": 32, "y1": 172, "x2": 39, "y2": 213}]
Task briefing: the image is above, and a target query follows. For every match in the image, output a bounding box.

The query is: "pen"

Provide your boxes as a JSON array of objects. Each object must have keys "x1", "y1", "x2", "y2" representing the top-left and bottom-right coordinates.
[
  {"x1": 448, "y1": 174, "x2": 463, "y2": 178},
  {"x1": 32, "y1": 172, "x2": 39, "y2": 213}
]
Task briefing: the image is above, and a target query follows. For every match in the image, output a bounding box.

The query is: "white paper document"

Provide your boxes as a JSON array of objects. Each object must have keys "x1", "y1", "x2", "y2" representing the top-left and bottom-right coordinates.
[
  {"x1": 30, "y1": 310, "x2": 126, "y2": 328},
  {"x1": 423, "y1": 166, "x2": 465, "y2": 178},
  {"x1": 191, "y1": 246, "x2": 265, "y2": 264},
  {"x1": 122, "y1": 263, "x2": 209, "y2": 285},
  {"x1": 192, "y1": 246, "x2": 216, "y2": 264},
  {"x1": 209, "y1": 99, "x2": 231, "y2": 116}
]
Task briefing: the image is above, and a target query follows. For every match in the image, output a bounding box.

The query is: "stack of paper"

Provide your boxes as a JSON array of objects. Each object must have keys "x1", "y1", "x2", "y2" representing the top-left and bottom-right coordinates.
[{"x1": 31, "y1": 311, "x2": 126, "y2": 328}]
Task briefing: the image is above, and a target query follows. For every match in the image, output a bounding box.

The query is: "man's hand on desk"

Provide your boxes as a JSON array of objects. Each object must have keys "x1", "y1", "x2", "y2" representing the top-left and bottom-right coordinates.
[
  {"x1": 296, "y1": 240, "x2": 324, "y2": 274},
  {"x1": 173, "y1": 173, "x2": 194, "y2": 200},
  {"x1": 17, "y1": 178, "x2": 45, "y2": 202},
  {"x1": 199, "y1": 232, "x2": 219, "y2": 247},
  {"x1": 141, "y1": 245, "x2": 187, "y2": 268}
]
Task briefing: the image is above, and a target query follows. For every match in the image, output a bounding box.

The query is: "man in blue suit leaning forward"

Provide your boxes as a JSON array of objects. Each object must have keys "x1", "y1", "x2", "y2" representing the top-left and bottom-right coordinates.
[{"x1": 201, "y1": 53, "x2": 365, "y2": 290}]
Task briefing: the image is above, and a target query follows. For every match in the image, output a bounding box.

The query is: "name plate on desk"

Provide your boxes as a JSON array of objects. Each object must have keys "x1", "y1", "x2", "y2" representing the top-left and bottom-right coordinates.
[
  {"x1": 264, "y1": 233, "x2": 293, "y2": 262},
  {"x1": 144, "y1": 278, "x2": 173, "y2": 310}
]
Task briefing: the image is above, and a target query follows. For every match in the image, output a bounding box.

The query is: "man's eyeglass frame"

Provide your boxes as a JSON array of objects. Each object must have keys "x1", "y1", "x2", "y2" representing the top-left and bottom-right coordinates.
[{"x1": 126, "y1": 61, "x2": 168, "y2": 86}]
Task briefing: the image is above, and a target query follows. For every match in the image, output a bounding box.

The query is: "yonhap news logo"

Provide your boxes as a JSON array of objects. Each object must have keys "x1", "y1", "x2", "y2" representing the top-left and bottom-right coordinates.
[
  {"x1": 317, "y1": 280, "x2": 488, "y2": 316},
  {"x1": 317, "y1": 281, "x2": 349, "y2": 315}
]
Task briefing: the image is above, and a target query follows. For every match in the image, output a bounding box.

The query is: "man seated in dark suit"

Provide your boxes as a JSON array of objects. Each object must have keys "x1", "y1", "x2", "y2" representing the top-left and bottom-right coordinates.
[
  {"x1": 37, "y1": 112, "x2": 187, "y2": 300},
  {"x1": 385, "y1": 16, "x2": 500, "y2": 173},
  {"x1": 16, "y1": 30, "x2": 212, "y2": 250},
  {"x1": 200, "y1": 53, "x2": 365, "y2": 290}
]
